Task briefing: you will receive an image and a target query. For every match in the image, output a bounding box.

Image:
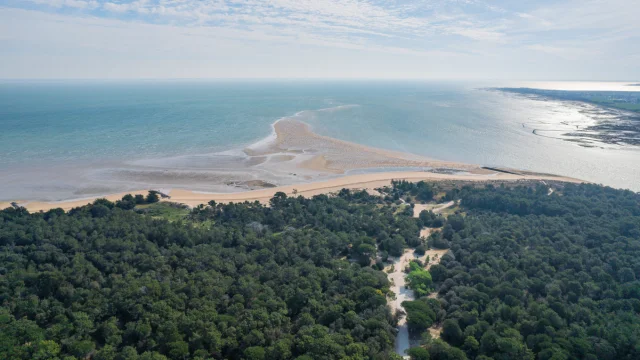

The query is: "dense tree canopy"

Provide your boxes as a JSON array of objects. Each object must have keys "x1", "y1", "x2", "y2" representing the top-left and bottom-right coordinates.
[
  {"x1": 1, "y1": 181, "x2": 639, "y2": 360},
  {"x1": 419, "y1": 183, "x2": 640, "y2": 360},
  {"x1": 0, "y1": 190, "x2": 411, "y2": 360}
]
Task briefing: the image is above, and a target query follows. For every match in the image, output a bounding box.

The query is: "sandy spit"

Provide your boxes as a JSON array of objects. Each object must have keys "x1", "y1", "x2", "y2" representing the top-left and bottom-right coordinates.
[{"x1": 247, "y1": 119, "x2": 480, "y2": 173}]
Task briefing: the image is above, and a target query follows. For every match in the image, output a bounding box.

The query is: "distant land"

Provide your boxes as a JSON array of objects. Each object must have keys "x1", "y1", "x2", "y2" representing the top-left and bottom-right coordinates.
[
  {"x1": 493, "y1": 87, "x2": 640, "y2": 148},
  {"x1": 495, "y1": 87, "x2": 640, "y2": 112}
]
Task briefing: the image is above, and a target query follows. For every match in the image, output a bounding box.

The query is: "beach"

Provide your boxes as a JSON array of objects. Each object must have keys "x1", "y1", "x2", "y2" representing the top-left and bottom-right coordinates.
[
  {"x1": 2, "y1": 106, "x2": 589, "y2": 211},
  {"x1": 11, "y1": 170, "x2": 583, "y2": 212},
  {"x1": 3, "y1": 81, "x2": 640, "y2": 201}
]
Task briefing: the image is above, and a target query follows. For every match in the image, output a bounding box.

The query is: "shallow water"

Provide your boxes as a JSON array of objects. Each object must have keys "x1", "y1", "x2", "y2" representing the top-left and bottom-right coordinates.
[{"x1": 1, "y1": 80, "x2": 639, "y2": 201}]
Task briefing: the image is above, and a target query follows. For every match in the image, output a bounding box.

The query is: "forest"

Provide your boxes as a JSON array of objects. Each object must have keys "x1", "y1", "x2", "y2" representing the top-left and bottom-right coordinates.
[{"x1": 0, "y1": 180, "x2": 639, "y2": 360}]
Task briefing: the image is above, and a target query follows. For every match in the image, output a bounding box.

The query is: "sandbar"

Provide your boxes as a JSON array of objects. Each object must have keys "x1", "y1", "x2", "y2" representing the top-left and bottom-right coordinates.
[{"x1": 245, "y1": 119, "x2": 479, "y2": 174}]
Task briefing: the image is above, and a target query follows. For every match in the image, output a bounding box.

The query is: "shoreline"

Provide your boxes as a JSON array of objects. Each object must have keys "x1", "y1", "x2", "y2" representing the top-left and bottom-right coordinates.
[
  {"x1": 6, "y1": 170, "x2": 585, "y2": 212},
  {"x1": 0, "y1": 111, "x2": 490, "y2": 205},
  {"x1": 0, "y1": 110, "x2": 591, "y2": 211}
]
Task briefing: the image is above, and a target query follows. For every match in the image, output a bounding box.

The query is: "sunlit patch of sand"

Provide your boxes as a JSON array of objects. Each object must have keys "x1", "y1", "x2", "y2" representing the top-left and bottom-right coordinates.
[
  {"x1": 419, "y1": 248, "x2": 449, "y2": 270},
  {"x1": 419, "y1": 228, "x2": 431, "y2": 238},
  {"x1": 419, "y1": 227, "x2": 439, "y2": 238},
  {"x1": 413, "y1": 201, "x2": 455, "y2": 218},
  {"x1": 429, "y1": 326, "x2": 443, "y2": 339}
]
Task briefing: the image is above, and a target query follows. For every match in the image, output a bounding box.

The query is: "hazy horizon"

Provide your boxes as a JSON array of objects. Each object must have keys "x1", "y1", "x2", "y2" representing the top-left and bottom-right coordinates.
[
  {"x1": 1, "y1": 0, "x2": 639, "y2": 80},
  {"x1": 1, "y1": 78, "x2": 640, "y2": 82}
]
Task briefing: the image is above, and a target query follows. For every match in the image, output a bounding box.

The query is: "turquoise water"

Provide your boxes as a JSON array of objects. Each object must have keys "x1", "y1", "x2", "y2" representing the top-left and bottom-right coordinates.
[
  {"x1": 0, "y1": 81, "x2": 334, "y2": 165},
  {"x1": 1, "y1": 80, "x2": 639, "y2": 200}
]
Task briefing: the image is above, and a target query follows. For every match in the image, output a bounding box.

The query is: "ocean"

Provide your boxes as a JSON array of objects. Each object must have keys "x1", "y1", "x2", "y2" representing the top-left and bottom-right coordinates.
[{"x1": 1, "y1": 80, "x2": 639, "y2": 201}]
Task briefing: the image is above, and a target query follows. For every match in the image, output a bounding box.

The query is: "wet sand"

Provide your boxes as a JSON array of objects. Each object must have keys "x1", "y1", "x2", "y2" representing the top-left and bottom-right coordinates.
[
  {"x1": 4, "y1": 117, "x2": 486, "y2": 204},
  {"x1": 245, "y1": 118, "x2": 480, "y2": 173},
  {"x1": 4, "y1": 118, "x2": 584, "y2": 212}
]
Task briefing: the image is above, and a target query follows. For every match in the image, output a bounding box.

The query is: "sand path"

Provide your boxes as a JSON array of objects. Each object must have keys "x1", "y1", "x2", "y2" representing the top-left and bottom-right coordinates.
[
  {"x1": 387, "y1": 246, "x2": 449, "y2": 357},
  {"x1": 386, "y1": 199, "x2": 454, "y2": 352},
  {"x1": 387, "y1": 249, "x2": 418, "y2": 358},
  {"x1": 413, "y1": 201, "x2": 455, "y2": 218}
]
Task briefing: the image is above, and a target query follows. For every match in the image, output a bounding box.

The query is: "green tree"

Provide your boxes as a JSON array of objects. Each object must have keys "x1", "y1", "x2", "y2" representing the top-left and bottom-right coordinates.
[
  {"x1": 244, "y1": 346, "x2": 266, "y2": 360},
  {"x1": 69, "y1": 340, "x2": 95, "y2": 359},
  {"x1": 168, "y1": 341, "x2": 189, "y2": 359},
  {"x1": 462, "y1": 336, "x2": 479, "y2": 357},
  {"x1": 403, "y1": 300, "x2": 437, "y2": 333},
  {"x1": 407, "y1": 261, "x2": 433, "y2": 297},
  {"x1": 32, "y1": 340, "x2": 62, "y2": 360},
  {"x1": 428, "y1": 339, "x2": 467, "y2": 360},
  {"x1": 146, "y1": 190, "x2": 160, "y2": 203},
  {"x1": 441, "y1": 320, "x2": 463, "y2": 346},
  {"x1": 408, "y1": 346, "x2": 430, "y2": 360}
]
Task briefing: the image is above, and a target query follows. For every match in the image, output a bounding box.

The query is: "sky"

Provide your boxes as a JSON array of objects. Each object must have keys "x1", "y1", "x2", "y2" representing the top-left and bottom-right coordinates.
[{"x1": 0, "y1": 0, "x2": 638, "y2": 80}]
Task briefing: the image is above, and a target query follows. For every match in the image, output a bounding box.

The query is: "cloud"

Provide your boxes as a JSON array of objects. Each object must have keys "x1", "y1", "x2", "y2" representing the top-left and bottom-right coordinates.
[
  {"x1": 524, "y1": 44, "x2": 598, "y2": 60},
  {"x1": 27, "y1": 0, "x2": 99, "y2": 9},
  {"x1": 22, "y1": 0, "x2": 511, "y2": 44},
  {"x1": 515, "y1": 0, "x2": 639, "y2": 36},
  {"x1": 2, "y1": 0, "x2": 639, "y2": 80},
  {"x1": 443, "y1": 24, "x2": 507, "y2": 43}
]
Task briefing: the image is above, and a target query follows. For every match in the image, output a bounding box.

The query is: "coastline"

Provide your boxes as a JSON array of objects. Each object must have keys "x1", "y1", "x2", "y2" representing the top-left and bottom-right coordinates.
[
  {"x1": 9, "y1": 170, "x2": 584, "y2": 212},
  {"x1": 4, "y1": 82, "x2": 640, "y2": 204},
  {"x1": 493, "y1": 87, "x2": 640, "y2": 147},
  {"x1": 1, "y1": 112, "x2": 492, "y2": 204},
  {"x1": 1, "y1": 111, "x2": 589, "y2": 211}
]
